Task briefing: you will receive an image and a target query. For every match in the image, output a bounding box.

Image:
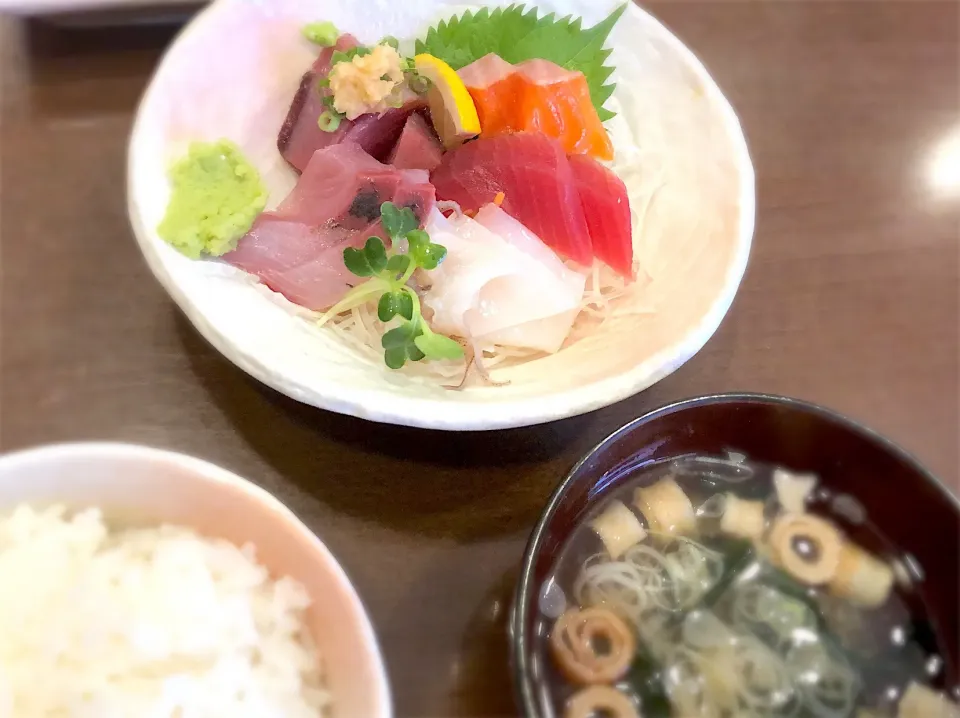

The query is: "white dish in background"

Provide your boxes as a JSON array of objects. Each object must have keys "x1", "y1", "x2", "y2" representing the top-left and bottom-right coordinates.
[
  {"x1": 0, "y1": 442, "x2": 392, "y2": 718},
  {"x1": 127, "y1": 0, "x2": 755, "y2": 431}
]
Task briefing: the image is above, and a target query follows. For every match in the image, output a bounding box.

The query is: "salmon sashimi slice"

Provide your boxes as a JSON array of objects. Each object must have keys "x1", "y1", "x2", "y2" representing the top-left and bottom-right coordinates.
[
  {"x1": 458, "y1": 54, "x2": 614, "y2": 161},
  {"x1": 431, "y1": 133, "x2": 593, "y2": 266},
  {"x1": 227, "y1": 143, "x2": 435, "y2": 310},
  {"x1": 568, "y1": 154, "x2": 634, "y2": 278}
]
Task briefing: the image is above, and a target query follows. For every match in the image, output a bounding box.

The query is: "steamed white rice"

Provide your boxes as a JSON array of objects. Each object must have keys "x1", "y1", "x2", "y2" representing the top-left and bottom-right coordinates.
[{"x1": 0, "y1": 505, "x2": 330, "y2": 718}]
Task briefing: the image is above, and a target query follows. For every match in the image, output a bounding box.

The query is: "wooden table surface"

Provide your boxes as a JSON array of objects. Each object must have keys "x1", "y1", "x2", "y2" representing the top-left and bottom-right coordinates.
[{"x1": 1, "y1": 2, "x2": 958, "y2": 715}]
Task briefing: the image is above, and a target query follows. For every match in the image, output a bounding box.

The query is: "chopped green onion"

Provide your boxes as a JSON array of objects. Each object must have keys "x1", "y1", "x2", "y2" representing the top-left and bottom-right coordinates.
[
  {"x1": 332, "y1": 46, "x2": 372, "y2": 67},
  {"x1": 302, "y1": 21, "x2": 339, "y2": 47},
  {"x1": 408, "y1": 71, "x2": 431, "y2": 95},
  {"x1": 318, "y1": 110, "x2": 342, "y2": 133},
  {"x1": 381, "y1": 35, "x2": 400, "y2": 50},
  {"x1": 316, "y1": 77, "x2": 331, "y2": 92}
]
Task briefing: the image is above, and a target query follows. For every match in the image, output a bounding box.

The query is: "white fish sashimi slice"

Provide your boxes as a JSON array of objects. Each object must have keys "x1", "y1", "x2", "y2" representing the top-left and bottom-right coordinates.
[
  {"x1": 422, "y1": 207, "x2": 587, "y2": 354},
  {"x1": 421, "y1": 210, "x2": 508, "y2": 335},
  {"x1": 473, "y1": 204, "x2": 586, "y2": 300},
  {"x1": 465, "y1": 277, "x2": 583, "y2": 354}
]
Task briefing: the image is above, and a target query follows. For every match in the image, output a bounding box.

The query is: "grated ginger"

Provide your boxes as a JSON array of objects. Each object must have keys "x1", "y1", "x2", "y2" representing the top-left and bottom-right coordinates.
[{"x1": 329, "y1": 45, "x2": 404, "y2": 120}]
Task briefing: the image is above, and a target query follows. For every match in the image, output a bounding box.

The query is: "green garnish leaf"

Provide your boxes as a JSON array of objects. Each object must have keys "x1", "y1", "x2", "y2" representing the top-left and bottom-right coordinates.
[
  {"x1": 343, "y1": 247, "x2": 373, "y2": 277},
  {"x1": 327, "y1": 201, "x2": 462, "y2": 371},
  {"x1": 386, "y1": 254, "x2": 412, "y2": 276},
  {"x1": 380, "y1": 202, "x2": 419, "y2": 241},
  {"x1": 384, "y1": 346, "x2": 408, "y2": 370},
  {"x1": 377, "y1": 290, "x2": 414, "y2": 322},
  {"x1": 378, "y1": 292, "x2": 398, "y2": 322},
  {"x1": 364, "y1": 236, "x2": 388, "y2": 274},
  {"x1": 382, "y1": 322, "x2": 417, "y2": 349},
  {"x1": 381, "y1": 35, "x2": 400, "y2": 49},
  {"x1": 396, "y1": 290, "x2": 415, "y2": 321},
  {"x1": 390, "y1": 341, "x2": 426, "y2": 367},
  {"x1": 407, "y1": 342, "x2": 427, "y2": 362},
  {"x1": 383, "y1": 320, "x2": 430, "y2": 368},
  {"x1": 344, "y1": 237, "x2": 387, "y2": 277},
  {"x1": 302, "y1": 21, "x2": 339, "y2": 47},
  {"x1": 407, "y1": 230, "x2": 447, "y2": 270},
  {"x1": 415, "y1": 332, "x2": 465, "y2": 361},
  {"x1": 415, "y1": 3, "x2": 627, "y2": 121}
]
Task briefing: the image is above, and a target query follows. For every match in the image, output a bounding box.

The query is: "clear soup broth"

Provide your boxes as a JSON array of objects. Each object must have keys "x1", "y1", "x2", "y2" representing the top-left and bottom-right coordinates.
[{"x1": 533, "y1": 453, "x2": 959, "y2": 718}]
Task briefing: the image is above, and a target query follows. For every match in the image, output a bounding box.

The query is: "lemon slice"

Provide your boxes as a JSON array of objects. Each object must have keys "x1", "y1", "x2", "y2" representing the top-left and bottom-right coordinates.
[{"x1": 414, "y1": 54, "x2": 481, "y2": 149}]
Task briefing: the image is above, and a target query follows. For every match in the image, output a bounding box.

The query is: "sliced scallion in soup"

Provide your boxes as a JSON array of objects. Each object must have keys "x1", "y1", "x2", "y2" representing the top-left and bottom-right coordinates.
[{"x1": 535, "y1": 455, "x2": 959, "y2": 718}]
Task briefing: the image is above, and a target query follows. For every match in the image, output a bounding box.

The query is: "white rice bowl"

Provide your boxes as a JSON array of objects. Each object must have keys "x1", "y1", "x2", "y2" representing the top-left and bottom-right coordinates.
[
  {"x1": 127, "y1": 0, "x2": 755, "y2": 430},
  {"x1": 0, "y1": 506, "x2": 328, "y2": 717},
  {"x1": 0, "y1": 444, "x2": 390, "y2": 718}
]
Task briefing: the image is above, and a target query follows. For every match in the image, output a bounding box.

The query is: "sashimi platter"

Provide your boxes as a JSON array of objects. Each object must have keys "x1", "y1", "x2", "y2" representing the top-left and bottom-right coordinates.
[{"x1": 127, "y1": 0, "x2": 755, "y2": 429}]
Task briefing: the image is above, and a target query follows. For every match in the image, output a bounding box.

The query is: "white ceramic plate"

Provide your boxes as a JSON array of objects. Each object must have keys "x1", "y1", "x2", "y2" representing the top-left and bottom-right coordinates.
[
  {"x1": 0, "y1": 443, "x2": 392, "y2": 718},
  {"x1": 127, "y1": 0, "x2": 755, "y2": 430}
]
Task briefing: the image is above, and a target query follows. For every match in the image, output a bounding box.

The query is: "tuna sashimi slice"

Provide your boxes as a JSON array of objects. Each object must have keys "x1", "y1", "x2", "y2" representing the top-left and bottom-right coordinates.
[
  {"x1": 277, "y1": 34, "x2": 424, "y2": 172},
  {"x1": 226, "y1": 143, "x2": 435, "y2": 311},
  {"x1": 568, "y1": 154, "x2": 634, "y2": 278},
  {"x1": 431, "y1": 133, "x2": 593, "y2": 266},
  {"x1": 388, "y1": 112, "x2": 444, "y2": 172}
]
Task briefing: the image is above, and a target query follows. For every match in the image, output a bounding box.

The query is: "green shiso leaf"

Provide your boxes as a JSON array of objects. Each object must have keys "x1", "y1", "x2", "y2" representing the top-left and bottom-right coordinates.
[{"x1": 415, "y1": 3, "x2": 626, "y2": 121}]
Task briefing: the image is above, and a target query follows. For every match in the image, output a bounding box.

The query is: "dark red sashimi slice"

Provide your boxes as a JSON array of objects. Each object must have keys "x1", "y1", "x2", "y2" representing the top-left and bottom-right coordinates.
[
  {"x1": 343, "y1": 104, "x2": 424, "y2": 163},
  {"x1": 568, "y1": 154, "x2": 634, "y2": 278},
  {"x1": 430, "y1": 133, "x2": 593, "y2": 266},
  {"x1": 389, "y1": 112, "x2": 444, "y2": 172},
  {"x1": 278, "y1": 35, "x2": 357, "y2": 173},
  {"x1": 226, "y1": 143, "x2": 435, "y2": 311},
  {"x1": 277, "y1": 34, "x2": 423, "y2": 172}
]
